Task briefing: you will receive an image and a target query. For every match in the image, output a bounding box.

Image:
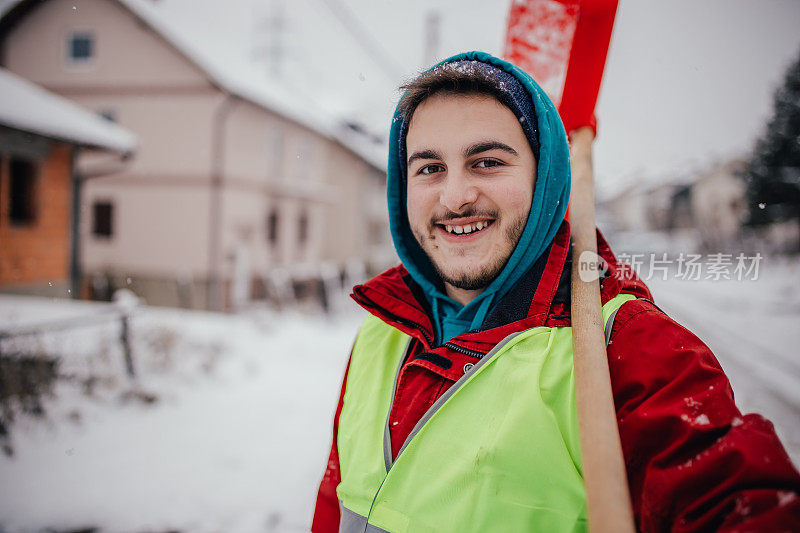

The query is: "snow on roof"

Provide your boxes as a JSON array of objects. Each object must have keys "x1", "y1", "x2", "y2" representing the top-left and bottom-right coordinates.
[
  {"x1": 334, "y1": 123, "x2": 389, "y2": 172},
  {"x1": 112, "y1": 1, "x2": 330, "y2": 128},
  {"x1": 0, "y1": 0, "x2": 386, "y2": 170},
  {"x1": 0, "y1": 67, "x2": 136, "y2": 153},
  {"x1": 114, "y1": 0, "x2": 386, "y2": 171}
]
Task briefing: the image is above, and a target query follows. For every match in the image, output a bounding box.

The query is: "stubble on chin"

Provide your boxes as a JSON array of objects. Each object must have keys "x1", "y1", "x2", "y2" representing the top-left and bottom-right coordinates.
[{"x1": 410, "y1": 216, "x2": 526, "y2": 291}]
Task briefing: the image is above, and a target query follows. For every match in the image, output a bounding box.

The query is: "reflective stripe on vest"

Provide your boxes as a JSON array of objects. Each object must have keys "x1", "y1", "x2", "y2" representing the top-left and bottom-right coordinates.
[{"x1": 337, "y1": 293, "x2": 636, "y2": 533}]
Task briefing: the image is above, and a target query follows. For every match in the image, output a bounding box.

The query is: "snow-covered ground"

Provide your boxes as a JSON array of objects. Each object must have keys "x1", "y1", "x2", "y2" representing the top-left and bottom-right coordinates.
[
  {"x1": 646, "y1": 258, "x2": 800, "y2": 465},
  {"x1": 0, "y1": 296, "x2": 361, "y2": 532},
  {"x1": 1, "y1": 259, "x2": 799, "y2": 532}
]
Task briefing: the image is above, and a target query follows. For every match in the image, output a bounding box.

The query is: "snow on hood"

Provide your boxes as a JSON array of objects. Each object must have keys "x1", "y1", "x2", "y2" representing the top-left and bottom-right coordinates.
[{"x1": 386, "y1": 51, "x2": 571, "y2": 343}]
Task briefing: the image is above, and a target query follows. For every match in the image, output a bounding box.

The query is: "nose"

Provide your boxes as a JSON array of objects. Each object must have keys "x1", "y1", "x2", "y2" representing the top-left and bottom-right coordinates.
[{"x1": 439, "y1": 168, "x2": 478, "y2": 213}]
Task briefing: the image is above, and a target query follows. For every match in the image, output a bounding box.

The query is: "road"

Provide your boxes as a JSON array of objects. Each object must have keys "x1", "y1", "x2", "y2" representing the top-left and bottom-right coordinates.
[{"x1": 646, "y1": 268, "x2": 800, "y2": 464}]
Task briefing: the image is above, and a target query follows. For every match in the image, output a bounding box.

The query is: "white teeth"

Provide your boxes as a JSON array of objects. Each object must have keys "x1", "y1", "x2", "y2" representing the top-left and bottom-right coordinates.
[{"x1": 445, "y1": 221, "x2": 492, "y2": 235}]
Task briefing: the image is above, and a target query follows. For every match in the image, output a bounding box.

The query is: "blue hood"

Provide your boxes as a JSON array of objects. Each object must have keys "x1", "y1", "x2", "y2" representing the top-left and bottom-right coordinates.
[{"x1": 387, "y1": 51, "x2": 571, "y2": 344}]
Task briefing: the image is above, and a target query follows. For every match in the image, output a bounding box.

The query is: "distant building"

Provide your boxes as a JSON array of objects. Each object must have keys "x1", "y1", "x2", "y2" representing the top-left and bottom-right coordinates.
[
  {"x1": 597, "y1": 183, "x2": 648, "y2": 234},
  {"x1": 0, "y1": 67, "x2": 135, "y2": 295},
  {"x1": 691, "y1": 159, "x2": 748, "y2": 252},
  {"x1": 600, "y1": 160, "x2": 750, "y2": 253},
  {"x1": 0, "y1": 0, "x2": 392, "y2": 310},
  {"x1": 644, "y1": 181, "x2": 694, "y2": 233},
  {"x1": 600, "y1": 175, "x2": 694, "y2": 234}
]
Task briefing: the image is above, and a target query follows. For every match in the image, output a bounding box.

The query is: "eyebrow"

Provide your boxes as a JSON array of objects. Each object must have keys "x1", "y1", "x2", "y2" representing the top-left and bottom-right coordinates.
[
  {"x1": 407, "y1": 149, "x2": 442, "y2": 166},
  {"x1": 406, "y1": 141, "x2": 519, "y2": 166},
  {"x1": 464, "y1": 141, "x2": 518, "y2": 158}
]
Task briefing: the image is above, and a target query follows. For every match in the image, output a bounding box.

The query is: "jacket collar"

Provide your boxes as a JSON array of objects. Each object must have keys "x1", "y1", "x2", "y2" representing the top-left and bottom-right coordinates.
[{"x1": 351, "y1": 221, "x2": 652, "y2": 353}]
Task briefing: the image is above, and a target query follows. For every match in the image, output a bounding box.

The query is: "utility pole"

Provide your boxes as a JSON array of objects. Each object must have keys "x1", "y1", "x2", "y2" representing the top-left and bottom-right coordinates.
[
  {"x1": 424, "y1": 10, "x2": 441, "y2": 67},
  {"x1": 319, "y1": 0, "x2": 404, "y2": 81},
  {"x1": 253, "y1": 0, "x2": 288, "y2": 79}
]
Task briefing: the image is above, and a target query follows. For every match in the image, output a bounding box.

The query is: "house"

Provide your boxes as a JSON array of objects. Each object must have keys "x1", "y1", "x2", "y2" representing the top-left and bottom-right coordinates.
[
  {"x1": 690, "y1": 159, "x2": 748, "y2": 252},
  {"x1": 0, "y1": 0, "x2": 392, "y2": 311},
  {"x1": 597, "y1": 182, "x2": 648, "y2": 234},
  {"x1": 600, "y1": 159, "x2": 753, "y2": 255},
  {"x1": 0, "y1": 67, "x2": 135, "y2": 296}
]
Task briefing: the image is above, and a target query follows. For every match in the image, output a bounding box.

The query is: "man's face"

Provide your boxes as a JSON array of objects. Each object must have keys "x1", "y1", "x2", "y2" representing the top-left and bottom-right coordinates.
[{"x1": 406, "y1": 93, "x2": 536, "y2": 301}]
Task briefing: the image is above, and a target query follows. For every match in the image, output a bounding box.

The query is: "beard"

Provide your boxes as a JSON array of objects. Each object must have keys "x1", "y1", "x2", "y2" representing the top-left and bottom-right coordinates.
[{"x1": 413, "y1": 207, "x2": 528, "y2": 291}]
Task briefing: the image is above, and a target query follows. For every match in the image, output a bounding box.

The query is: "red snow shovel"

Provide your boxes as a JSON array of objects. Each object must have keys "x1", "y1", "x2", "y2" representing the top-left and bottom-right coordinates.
[{"x1": 504, "y1": 2, "x2": 634, "y2": 532}]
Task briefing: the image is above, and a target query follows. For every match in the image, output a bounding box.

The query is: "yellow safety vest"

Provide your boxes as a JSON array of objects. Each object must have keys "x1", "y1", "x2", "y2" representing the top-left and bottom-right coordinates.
[{"x1": 336, "y1": 293, "x2": 635, "y2": 532}]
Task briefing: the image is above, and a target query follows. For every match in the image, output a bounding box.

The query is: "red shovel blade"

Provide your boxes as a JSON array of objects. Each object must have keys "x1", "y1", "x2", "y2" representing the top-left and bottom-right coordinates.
[
  {"x1": 504, "y1": 0, "x2": 580, "y2": 109},
  {"x1": 504, "y1": 0, "x2": 619, "y2": 136}
]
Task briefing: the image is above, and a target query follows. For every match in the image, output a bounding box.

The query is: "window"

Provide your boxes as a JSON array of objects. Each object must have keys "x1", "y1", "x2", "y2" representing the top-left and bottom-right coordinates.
[
  {"x1": 298, "y1": 208, "x2": 309, "y2": 245},
  {"x1": 9, "y1": 157, "x2": 37, "y2": 225},
  {"x1": 92, "y1": 201, "x2": 113, "y2": 238},
  {"x1": 67, "y1": 31, "x2": 94, "y2": 63},
  {"x1": 266, "y1": 209, "x2": 279, "y2": 245}
]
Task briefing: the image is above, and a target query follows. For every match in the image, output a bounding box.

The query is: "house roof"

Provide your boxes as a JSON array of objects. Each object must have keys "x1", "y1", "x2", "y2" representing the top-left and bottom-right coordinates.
[
  {"x1": 0, "y1": 67, "x2": 137, "y2": 153},
  {"x1": 0, "y1": 0, "x2": 386, "y2": 171}
]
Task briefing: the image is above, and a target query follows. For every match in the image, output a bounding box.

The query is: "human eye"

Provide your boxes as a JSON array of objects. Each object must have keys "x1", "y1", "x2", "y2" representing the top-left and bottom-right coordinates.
[
  {"x1": 418, "y1": 163, "x2": 445, "y2": 175},
  {"x1": 474, "y1": 159, "x2": 503, "y2": 169}
]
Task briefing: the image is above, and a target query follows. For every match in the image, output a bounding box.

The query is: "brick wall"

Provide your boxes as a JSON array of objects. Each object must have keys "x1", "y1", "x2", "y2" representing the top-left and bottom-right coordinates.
[{"x1": 0, "y1": 142, "x2": 74, "y2": 287}]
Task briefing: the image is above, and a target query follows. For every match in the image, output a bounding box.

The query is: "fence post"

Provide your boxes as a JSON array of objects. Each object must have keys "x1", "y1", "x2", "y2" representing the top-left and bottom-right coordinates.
[{"x1": 120, "y1": 314, "x2": 135, "y2": 378}]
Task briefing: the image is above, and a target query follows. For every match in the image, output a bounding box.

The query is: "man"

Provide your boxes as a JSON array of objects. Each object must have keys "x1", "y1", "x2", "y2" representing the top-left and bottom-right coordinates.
[{"x1": 312, "y1": 51, "x2": 800, "y2": 532}]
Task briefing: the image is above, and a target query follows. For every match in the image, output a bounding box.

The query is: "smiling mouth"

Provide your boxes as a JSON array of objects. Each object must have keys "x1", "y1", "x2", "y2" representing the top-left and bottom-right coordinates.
[{"x1": 437, "y1": 219, "x2": 495, "y2": 236}]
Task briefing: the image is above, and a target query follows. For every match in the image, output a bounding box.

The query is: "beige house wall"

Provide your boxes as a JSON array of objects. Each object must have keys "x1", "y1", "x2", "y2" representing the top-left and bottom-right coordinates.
[
  {"x1": 602, "y1": 186, "x2": 648, "y2": 233},
  {"x1": 83, "y1": 179, "x2": 210, "y2": 276},
  {"x1": 2, "y1": 0, "x2": 208, "y2": 89},
  {"x1": 1, "y1": 0, "x2": 389, "y2": 308},
  {"x1": 691, "y1": 161, "x2": 747, "y2": 251},
  {"x1": 322, "y1": 145, "x2": 368, "y2": 263},
  {"x1": 223, "y1": 99, "x2": 282, "y2": 186},
  {"x1": 364, "y1": 167, "x2": 395, "y2": 270},
  {"x1": 70, "y1": 91, "x2": 222, "y2": 177},
  {"x1": 321, "y1": 144, "x2": 393, "y2": 271},
  {"x1": 223, "y1": 100, "x2": 327, "y2": 187},
  {"x1": 220, "y1": 99, "x2": 333, "y2": 270},
  {"x1": 73, "y1": 93, "x2": 224, "y2": 281}
]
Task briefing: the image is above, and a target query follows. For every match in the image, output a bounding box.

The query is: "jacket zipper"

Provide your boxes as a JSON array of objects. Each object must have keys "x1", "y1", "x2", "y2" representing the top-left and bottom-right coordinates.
[{"x1": 443, "y1": 342, "x2": 486, "y2": 359}]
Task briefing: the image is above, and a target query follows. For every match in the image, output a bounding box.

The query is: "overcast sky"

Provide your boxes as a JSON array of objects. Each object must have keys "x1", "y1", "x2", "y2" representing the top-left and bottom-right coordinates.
[
  {"x1": 148, "y1": 0, "x2": 800, "y2": 193},
  {"x1": 6, "y1": 0, "x2": 799, "y2": 192}
]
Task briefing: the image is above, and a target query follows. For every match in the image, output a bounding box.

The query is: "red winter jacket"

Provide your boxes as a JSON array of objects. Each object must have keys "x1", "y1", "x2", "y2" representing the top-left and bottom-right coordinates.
[{"x1": 312, "y1": 223, "x2": 800, "y2": 532}]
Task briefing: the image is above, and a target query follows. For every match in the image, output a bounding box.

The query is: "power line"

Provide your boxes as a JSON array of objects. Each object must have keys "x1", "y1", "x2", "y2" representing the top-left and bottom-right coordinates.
[
  {"x1": 252, "y1": 0, "x2": 290, "y2": 78},
  {"x1": 317, "y1": 0, "x2": 405, "y2": 81}
]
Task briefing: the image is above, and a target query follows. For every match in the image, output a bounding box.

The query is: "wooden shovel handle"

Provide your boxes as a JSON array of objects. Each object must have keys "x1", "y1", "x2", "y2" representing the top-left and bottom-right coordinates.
[{"x1": 569, "y1": 126, "x2": 636, "y2": 533}]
